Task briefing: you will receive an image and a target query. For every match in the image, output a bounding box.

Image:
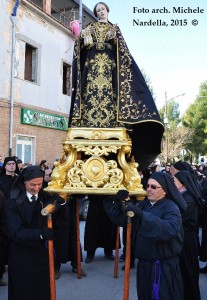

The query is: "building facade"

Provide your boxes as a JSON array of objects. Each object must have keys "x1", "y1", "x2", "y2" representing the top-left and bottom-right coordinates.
[{"x1": 0, "y1": 0, "x2": 95, "y2": 167}]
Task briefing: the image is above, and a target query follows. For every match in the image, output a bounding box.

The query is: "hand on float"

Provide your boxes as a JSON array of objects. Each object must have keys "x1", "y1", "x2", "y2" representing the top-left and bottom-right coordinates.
[
  {"x1": 115, "y1": 190, "x2": 129, "y2": 201},
  {"x1": 124, "y1": 204, "x2": 143, "y2": 218}
]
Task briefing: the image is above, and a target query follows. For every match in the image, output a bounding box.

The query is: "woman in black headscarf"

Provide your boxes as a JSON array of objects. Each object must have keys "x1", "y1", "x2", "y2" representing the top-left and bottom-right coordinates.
[
  {"x1": 170, "y1": 160, "x2": 193, "y2": 176},
  {"x1": 5, "y1": 166, "x2": 65, "y2": 300},
  {"x1": 174, "y1": 170, "x2": 201, "y2": 300},
  {"x1": 171, "y1": 161, "x2": 203, "y2": 199}
]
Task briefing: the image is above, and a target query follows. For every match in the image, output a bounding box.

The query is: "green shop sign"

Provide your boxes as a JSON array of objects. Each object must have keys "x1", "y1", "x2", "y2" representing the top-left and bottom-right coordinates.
[{"x1": 21, "y1": 108, "x2": 68, "y2": 131}]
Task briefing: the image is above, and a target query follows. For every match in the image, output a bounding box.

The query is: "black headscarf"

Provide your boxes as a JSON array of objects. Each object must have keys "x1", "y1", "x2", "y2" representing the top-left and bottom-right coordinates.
[
  {"x1": 174, "y1": 170, "x2": 204, "y2": 207},
  {"x1": 173, "y1": 161, "x2": 193, "y2": 173},
  {"x1": 150, "y1": 172, "x2": 187, "y2": 213},
  {"x1": 10, "y1": 166, "x2": 45, "y2": 199}
]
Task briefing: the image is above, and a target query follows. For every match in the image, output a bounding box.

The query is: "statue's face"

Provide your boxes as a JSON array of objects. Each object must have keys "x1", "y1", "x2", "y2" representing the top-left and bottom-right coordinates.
[{"x1": 96, "y1": 4, "x2": 108, "y2": 21}]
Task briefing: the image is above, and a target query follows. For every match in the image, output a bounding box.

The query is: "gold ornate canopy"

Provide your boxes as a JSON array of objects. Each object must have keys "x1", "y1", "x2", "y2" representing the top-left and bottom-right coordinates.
[{"x1": 45, "y1": 127, "x2": 146, "y2": 199}]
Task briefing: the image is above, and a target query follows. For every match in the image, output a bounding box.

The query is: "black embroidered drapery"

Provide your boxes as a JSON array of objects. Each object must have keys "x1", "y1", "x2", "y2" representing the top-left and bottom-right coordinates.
[{"x1": 69, "y1": 22, "x2": 164, "y2": 170}]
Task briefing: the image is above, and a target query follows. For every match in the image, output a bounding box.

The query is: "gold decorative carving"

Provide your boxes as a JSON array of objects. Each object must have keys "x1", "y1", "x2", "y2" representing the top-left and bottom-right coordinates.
[
  {"x1": 48, "y1": 144, "x2": 77, "y2": 189},
  {"x1": 74, "y1": 145, "x2": 119, "y2": 156},
  {"x1": 45, "y1": 127, "x2": 146, "y2": 199}
]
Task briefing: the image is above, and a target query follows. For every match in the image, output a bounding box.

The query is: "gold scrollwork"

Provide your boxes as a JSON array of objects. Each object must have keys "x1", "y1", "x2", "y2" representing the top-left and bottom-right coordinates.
[
  {"x1": 46, "y1": 127, "x2": 146, "y2": 197},
  {"x1": 46, "y1": 144, "x2": 76, "y2": 189},
  {"x1": 74, "y1": 145, "x2": 120, "y2": 156}
]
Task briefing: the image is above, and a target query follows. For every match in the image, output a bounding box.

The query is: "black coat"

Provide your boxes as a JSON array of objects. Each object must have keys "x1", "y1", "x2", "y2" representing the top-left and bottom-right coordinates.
[
  {"x1": 0, "y1": 174, "x2": 17, "y2": 199},
  {"x1": 84, "y1": 195, "x2": 119, "y2": 253},
  {"x1": 104, "y1": 197, "x2": 184, "y2": 300},
  {"x1": 53, "y1": 197, "x2": 83, "y2": 267},
  {"x1": 5, "y1": 189, "x2": 55, "y2": 300},
  {"x1": 0, "y1": 191, "x2": 8, "y2": 277},
  {"x1": 180, "y1": 191, "x2": 201, "y2": 300},
  {"x1": 200, "y1": 206, "x2": 207, "y2": 261}
]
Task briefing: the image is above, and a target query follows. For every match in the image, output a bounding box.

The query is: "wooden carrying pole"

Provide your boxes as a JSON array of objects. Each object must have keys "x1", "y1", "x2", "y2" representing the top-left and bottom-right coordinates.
[
  {"x1": 123, "y1": 216, "x2": 132, "y2": 300},
  {"x1": 114, "y1": 225, "x2": 120, "y2": 278},
  {"x1": 76, "y1": 197, "x2": 82, "y2": 278},
  {"x1": 47, "y1": 213, "x2": 56, "y2": 300}
]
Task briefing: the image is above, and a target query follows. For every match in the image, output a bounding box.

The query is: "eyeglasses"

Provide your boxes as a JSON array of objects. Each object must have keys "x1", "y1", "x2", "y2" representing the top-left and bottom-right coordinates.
[
  {"x1": 6, "y1": 162, "x2": 16, "y2": 165},
  {"x1": 146, "y1": 184, "x2": 162, "y2": 190}
]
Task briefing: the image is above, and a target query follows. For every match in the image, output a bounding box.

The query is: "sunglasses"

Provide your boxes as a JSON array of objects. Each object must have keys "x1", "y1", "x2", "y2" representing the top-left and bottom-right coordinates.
[{"x1": 146, "y1": 184, "x2": 162, "y2": 190}]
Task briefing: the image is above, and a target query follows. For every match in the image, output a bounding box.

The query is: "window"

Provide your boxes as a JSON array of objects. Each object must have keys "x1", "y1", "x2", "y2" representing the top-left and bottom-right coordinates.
[
  {"x1": 62, "y1": 62, "x2": 71, "y2": 95},
  {"x1": 16, "y1": 135, "x2": 35, "y2": 164},
  {"x1": 24, "y1": 44, "x2": 37, "y2": 82},
  {"x1": 16, "y1": 34, "x2": 41, "y2": 85}
]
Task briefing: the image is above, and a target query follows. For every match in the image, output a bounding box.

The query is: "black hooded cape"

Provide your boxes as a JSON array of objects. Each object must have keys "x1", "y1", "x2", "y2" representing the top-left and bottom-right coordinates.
[
  {"x1": 5, "y1": 166, "x2": 63, "y2": 300},
  {"x1": 174, "y1": 170, "x2": 201, "y2": 300},
  {"x1": 103, "y1": 172, "x2": 185, "y2": 299}
]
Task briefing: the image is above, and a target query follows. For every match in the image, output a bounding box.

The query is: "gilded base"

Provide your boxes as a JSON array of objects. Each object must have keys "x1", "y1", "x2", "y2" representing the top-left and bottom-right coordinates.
[{"x1": 45, "y1": 127, "x2": 146, "y2": 199}]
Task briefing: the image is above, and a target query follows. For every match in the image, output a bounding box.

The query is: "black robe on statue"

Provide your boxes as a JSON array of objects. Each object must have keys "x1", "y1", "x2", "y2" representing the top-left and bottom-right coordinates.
[
  {"x1": 68, "y1": 21, "x2": 164, "y2": 170},
  {"x1": 104, "y1": 196, "x2": 184, "y2": 300}
]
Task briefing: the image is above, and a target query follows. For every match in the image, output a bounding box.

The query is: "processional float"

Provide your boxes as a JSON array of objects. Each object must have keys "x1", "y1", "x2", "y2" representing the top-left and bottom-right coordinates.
[
  {"x1": 45, "y1": 126, "x2": 147, "y2": 300},
  {"x1": 44, "y1": 11, "x2": 164, "y2": 300}
]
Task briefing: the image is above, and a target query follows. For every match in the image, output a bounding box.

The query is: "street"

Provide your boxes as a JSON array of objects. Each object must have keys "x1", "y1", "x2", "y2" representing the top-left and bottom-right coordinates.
[{"x1": 1, "y1": 221, "x2": 207, "y2": 299}]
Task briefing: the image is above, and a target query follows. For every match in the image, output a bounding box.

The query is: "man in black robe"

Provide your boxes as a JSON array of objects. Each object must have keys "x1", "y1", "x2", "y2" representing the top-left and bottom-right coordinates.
[
  {"x1": 104, "y1": 172, "x2": 186, "y2": 300},
  {"x1": 5, "y1": 166, "x2": 65, "y2": 300},
  {"x1": 0, "y1": 156, "x2": 18, "y2": 200},
  {"x1": 0, "y1": 156, "x2": 18, "y2": 285},
  {"x1": 0, "y1": 191, "x2": 7, "y2": 286}
]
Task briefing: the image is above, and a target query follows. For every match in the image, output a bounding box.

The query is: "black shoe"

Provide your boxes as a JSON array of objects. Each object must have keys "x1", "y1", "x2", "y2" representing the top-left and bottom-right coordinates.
[
  {"x1": 85, "y1": 256, "x2": 94, "y2": 263},
  {"x1": 105, "y1": 254, "x2": 115, "y2": 260},
  {"x1": 121, "y1": 262, "x2": 135, "y2": 271},
  {"x1": 72, "y1": 268, "x2": 87, "y2": 276},
  {"x1": 119, "y1": 254, "x2": 125, "y2": 262},
  {"x1": 55, "y1": 269, "x2": 61, "y2": 280},
  {"x1": 200, "y1": 265, "x2": 207, "y2": 273},
  {"x1": 0, "y1": 277, "x2": 7, "y2": 286}
]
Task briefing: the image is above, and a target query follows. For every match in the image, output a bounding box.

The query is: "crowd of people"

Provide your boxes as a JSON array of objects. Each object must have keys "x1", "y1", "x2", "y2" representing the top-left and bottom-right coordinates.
[
  {"x1": 1, "y1": 1, "x2": 207, "y2": 300},
  {"x1": 0, "y1": 153, "x2": 207, "y2": 300},
  {"x1": 104, "y1": 160, "x2": 207, "y2": 300},
  {"x1": 0, "y1": 155, "x2": 121, "y2": 298}
]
